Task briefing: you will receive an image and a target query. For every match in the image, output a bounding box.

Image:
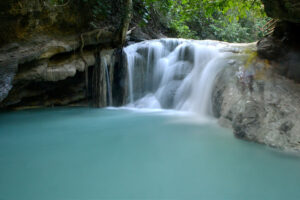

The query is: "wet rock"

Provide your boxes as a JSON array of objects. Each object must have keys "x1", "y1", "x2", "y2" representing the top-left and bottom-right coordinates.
[
  {"x1": 233, "y1": 114, "x2": 247, "y2": 138},
  {"x1": 15, "y1": 52, "x2": 95, "y2": 82},
  {"x1": 129, "y1": 27, "x2": 166, "y2": 42},
  {"x1": 280, "y1": 121, "x2": 294, "y2": 135},
  {"x1": 212, "y1": 83, "x2": 225, "y2": 118},
  {"x1": 91, "y1": 49, "x2": 118, "y2": 108},
  {"x1": 130, "y1": 27, "x2": 152, "y2": 42},
  {"x1": 112, "y1": 49, "x2": 128, "y2": 106},
  {"x1": 157, "y1": 80, "x2": 182, "y2": 109},
  {"x1": 173, "y1": 61, "x2": 193, "y2": 80},
  {"x1": 232, "y1": 102, "x2": 261, "y2": 140},
  {"x1": 1, "y1": 72, "x2": 87, "y2": 109},
  {"x1": 213, "y1": 61, "x2": 300, "y2": 151},
  {"x1": 0, "y1": 60, "x2": 18, "y2": 102},
  {"x1": 257, "y1": 37, "x2": 283, "y2": 60}
]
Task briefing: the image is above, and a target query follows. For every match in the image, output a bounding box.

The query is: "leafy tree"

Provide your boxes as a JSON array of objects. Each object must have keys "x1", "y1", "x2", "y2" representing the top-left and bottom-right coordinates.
[
  {"x1": 136, "y1": 0, "x2": 267, "y2": 42},
  {"x1": 80, "y1": 0, "x2": 268, "y2": 43}
]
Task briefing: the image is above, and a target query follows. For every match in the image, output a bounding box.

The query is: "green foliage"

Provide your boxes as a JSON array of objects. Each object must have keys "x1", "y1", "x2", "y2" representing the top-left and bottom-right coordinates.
[
  {"x1": 80, "y1": 0, "x2": 268, "y2": 42},
  {"x1": 48, "y1": 0, "x2": 68, "y2": 5},
  {"x1": 82, "y1": 0, "x2": 112, "y2": 17},
  {"x1": 205, "y1": 12, "x2": 269, "y2": 42},
  {"x1": 80, "y1": 0, "x2": 118, "y2": 28},
  {"x1": 135, "y1": 0, "x2": 268, "y2": 42},
  {"x1": 169, "y1": 0, "x2": 268, "y2": 42},
  {"x1": 132, "y1": 0, "x2": 171, "y2": 27}
]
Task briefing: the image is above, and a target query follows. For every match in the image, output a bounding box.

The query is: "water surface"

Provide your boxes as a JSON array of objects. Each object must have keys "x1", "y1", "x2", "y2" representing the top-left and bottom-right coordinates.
[{"x1": 0, "y1": 108, "x2": 300, "y2": 200}]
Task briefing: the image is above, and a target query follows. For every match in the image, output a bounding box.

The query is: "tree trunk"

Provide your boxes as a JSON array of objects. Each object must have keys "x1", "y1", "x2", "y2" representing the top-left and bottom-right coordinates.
[{"x1": 118, "y1": 0, "x2": 133, "y2": 45}]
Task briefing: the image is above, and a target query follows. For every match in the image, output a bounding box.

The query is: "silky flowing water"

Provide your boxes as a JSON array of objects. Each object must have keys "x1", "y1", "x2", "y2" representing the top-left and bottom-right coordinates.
[
  {"x1": 124, "y1": 39, "x2": 253, "y2": 116},
  {"x1": 1, "y1": 108, "x2": 300, "y2": 200}
]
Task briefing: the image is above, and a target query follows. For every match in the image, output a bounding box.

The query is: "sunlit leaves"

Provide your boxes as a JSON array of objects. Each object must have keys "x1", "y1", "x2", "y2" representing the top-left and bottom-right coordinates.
[
  {"x1": 162, "y1": 0, "x2": 267, "y2": 42},
  {"x1": 81, "y1": 0, "x2": 267, "y2": 42}
]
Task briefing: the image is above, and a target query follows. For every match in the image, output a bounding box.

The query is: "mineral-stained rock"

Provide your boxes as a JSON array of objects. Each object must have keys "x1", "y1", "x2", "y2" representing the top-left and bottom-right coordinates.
[
  {"x1": 15, "y1": 52, "x2": 95, "y2": 82},
  {"x1": 279, "y1": 121, "x2": 294, "y2": 135},
  {"x1": 0, "y1": 0, "x2": 125, "y2": 109},
  {"x1": 257, "y1": 37, "x2": 283, "y2": 60},
  {"x1": 0, "y1": 60, "x2": 17, "y2": 102},
  {"x1": 232, "y1": 102, "x2": 263, "y2": 141},
  {"x1": 0, "y1": 34, "x2": 113, "y2": 109},
  {"x1": 213, "y1": 59, "x2": 300, "y2": 151}
]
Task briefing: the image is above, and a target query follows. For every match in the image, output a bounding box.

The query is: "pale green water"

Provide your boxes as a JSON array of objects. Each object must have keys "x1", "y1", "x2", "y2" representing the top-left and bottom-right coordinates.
[{"x1": 0, "y1": 108, "x2": 300, "y2": 200}]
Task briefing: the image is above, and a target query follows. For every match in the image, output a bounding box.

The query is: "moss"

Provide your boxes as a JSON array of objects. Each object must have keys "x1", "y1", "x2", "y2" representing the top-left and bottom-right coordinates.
[{"x1": 0, "y1": 1, "x2": 92, "y2": 46}]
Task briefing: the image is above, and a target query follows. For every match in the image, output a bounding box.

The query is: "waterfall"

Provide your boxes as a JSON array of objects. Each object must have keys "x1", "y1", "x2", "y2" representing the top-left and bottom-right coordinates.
[
  {"x1": 124, "y1": 38, "x2": 249, "y2": 117},
  {"x1": 91, "y1": 49, "x2": 117, "y2": 108}
]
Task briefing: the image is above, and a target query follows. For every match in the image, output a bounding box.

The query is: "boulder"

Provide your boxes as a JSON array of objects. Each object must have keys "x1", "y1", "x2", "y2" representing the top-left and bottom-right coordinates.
[{"x1": 213, "y1": 55, "x2": 300, "y2": 151}]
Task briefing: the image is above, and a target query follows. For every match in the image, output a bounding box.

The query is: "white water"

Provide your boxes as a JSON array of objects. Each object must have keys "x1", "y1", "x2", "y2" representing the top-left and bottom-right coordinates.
[{"x1": 124, "y1": 38, "x2": 248, "y2": 117}]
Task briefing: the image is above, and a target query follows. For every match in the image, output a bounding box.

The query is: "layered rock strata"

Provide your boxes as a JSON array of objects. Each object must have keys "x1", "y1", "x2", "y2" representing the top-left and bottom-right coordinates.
[{"x1": 0, "y1": 1, "x2": 127, "y2": 109}]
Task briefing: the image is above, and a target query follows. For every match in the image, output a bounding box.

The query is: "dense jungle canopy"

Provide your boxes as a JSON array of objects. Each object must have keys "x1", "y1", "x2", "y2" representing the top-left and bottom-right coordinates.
[{"x1": 76, "y1": 0, "x2": 268, "y2": 42}]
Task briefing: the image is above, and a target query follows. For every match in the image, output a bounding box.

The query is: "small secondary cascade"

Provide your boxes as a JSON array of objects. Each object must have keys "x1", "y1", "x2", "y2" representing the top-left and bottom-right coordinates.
[
  {"x1": 92, "y1": 52, "x2": 114, "y2": 107},
  {"x1": 124, "y1": 38, "x2": 247, "y2": 117}
]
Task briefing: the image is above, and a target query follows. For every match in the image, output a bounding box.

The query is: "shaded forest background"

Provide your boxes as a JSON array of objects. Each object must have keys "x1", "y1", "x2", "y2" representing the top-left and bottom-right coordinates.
[{"x1": 78, "y1": 0, "x2": 268, "y2": 43}]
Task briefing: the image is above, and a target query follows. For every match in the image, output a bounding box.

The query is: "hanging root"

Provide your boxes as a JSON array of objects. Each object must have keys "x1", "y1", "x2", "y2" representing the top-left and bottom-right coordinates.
[
  {"x1": 96, "y1": 29, "x2": 103, "y2": 41},
  {"x1": 79, "y1": 29, "x2": 104, "y2": 96},
  {"x1": 80, "y1": 33, "x2": 89, "y2": 94}
]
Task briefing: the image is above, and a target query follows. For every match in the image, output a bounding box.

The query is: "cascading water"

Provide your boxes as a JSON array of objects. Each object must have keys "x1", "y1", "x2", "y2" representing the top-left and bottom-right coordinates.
[
  {"x1": 124, "y1": 38, "x2": 248, "y2": 117},
  {"x1": 92, "y1": 50, "x2": 115, "y2": 108}
]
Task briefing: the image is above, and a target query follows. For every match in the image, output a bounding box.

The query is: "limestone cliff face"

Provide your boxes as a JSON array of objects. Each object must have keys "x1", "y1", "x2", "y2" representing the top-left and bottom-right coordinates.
[
  {"x1": 0, "y1": 0, "x2": 92, "y2": 46},
  {"x1": 212, "y1": 49, "x2": 300, "y2": 151},
  {"x1": 211, "y1": 1, "x2": 300, "y2": 151},
  {"x1": 258, "y1": 0, "x2": 300, "y2": 82},
  {"x1": 0, "y1": 0, "x2": 126, "y2": 109}
]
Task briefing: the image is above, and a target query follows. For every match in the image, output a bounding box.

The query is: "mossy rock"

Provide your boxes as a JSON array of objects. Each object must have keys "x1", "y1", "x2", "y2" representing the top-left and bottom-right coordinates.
[{"x1": 0, "y1": 0, "x2": 92, "y2": 46}]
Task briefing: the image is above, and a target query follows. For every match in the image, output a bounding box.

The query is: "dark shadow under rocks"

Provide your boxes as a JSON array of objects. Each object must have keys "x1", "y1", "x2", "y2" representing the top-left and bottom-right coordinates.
[{"x1": 257, "y1": 21, "x2": 300, "y2": 82}]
